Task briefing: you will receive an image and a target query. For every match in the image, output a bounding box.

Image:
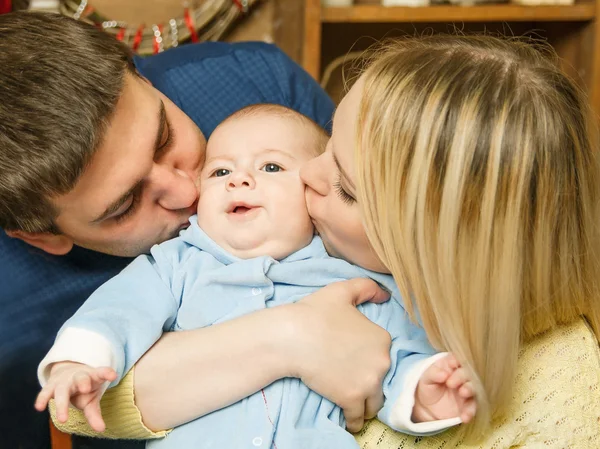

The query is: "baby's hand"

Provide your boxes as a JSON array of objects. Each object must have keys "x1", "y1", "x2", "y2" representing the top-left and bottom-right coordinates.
[
  {"x1": 35, "y1": 361, "x2": 117, "y2": 432},
  {"x1": 412, "y1": 354, "x2": 477, "y2": 424}
]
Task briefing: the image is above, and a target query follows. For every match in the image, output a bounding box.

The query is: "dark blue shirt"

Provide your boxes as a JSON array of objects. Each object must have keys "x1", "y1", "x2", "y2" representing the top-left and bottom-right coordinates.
[{"x1": 0, "y1": 41, "x2": 334, "y2": 449}]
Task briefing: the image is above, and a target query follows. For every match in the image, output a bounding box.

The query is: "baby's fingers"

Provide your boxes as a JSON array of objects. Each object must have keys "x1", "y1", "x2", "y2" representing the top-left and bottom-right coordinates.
[
  {"x1": 90, "y1": 367, "x2": 117, "y2": 385},
  {"x1": 425, "y1": 363, "x2": 451, "y2": 384},
  {"x1": 83, "y1": 399, "x2": 106, "y2": 432},
  {"x1": 34, "y1": 385, "x2": 55, "y2": 412},
  {"x1": 460, "y1": 398, "x2": 477, "y2": 424},
  {"x1": 74, "y1": 372, "x2": 93, "y2": 394},
  {"x1": 446, "y1": 367, "x2": 469, "y2": 390},
  {"x1": 458, "y1": 381, "x2": 474, "y2": 399},
  {"x1": 53, "y1": 383, "x2": 73, "y2": 423},
  {"x1": 443, "y1": 353, "x2": 460, "y2": 370}
]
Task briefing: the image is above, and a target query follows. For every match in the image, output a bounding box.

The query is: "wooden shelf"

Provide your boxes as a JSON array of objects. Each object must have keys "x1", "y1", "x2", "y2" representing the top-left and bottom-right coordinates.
[
  {"x1": 322, "y1": 4, "x2": 596, "y2": 23},
  {"x1": 303, "y1": 0, "x2": 600, "y2": 115}
]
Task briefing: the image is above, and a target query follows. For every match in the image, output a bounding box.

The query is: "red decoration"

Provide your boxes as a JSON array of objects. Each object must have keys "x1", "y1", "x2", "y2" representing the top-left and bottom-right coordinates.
[
  {"x1": 184, "y1": 8, "x2": 198, "y2": 43},
  {"x1": 132, "y1": 24, "x2": 144, "y2": 51},
  {"x1": 0, "y1": 0, "x2": 12, "y2": 15},
  {"x1": 116, "y1": 28, "x2": 126, "y2": 41},
  {"x1": 232, "y1": 0, "x2": 245, "y2": 12}
]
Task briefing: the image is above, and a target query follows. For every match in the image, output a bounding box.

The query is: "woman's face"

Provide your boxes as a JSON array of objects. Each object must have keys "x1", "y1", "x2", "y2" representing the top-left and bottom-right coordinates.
[{"x1": 300, "y1": 78, "x2": 389, "y2": 274}]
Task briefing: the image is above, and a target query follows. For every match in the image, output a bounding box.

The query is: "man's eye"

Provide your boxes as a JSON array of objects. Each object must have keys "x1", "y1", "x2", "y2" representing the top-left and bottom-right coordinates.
[
  {"x1": 262, "y1": 163, "x2": 283, "y2": 173},
  {"x1": 212, "y1": 169, "x2": 231, "y2": 177},
  {"x1": 114, "y1": 194, "x2": 141, "y2": 223}
]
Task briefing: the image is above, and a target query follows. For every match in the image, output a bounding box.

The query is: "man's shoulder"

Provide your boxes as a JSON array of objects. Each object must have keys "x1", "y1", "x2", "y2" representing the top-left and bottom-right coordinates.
[
  {"x1": 136, "y1": 42, "x2": 334, "y2": 137},
  {"x1": 135, "y1": 41, "x2": 289, "y2": 81}
]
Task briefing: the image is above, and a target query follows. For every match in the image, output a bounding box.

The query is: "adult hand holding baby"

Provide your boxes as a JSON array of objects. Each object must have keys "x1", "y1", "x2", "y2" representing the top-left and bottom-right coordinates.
[{"x1": 287, "y1": 277, "x2": 392, "y2": 433}]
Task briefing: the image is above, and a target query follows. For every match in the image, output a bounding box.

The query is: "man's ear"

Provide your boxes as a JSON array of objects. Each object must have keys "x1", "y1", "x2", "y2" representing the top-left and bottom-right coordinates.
[{"x1": 5, "y1": 230, "x2": 74, "y2": 255}]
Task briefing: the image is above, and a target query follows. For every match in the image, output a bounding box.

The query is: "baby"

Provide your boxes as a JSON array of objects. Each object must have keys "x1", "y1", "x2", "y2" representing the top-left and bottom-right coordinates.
[{"x1": 36, "y1": 104, "x2": 475, "y2": 448}]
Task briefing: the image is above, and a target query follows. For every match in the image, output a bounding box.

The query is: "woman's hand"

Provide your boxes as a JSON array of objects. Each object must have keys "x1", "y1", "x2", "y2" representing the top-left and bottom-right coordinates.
[{"x1": 283, "y1": 278, "x2": 392, "y2": 432}]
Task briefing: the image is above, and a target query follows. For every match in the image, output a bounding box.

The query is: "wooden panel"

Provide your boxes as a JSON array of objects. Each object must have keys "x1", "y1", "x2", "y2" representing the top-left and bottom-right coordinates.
[
  {"x1": 322, "y1": 4, "x2": 596, "y2": 22},
  {"x1": 319, "y1": 21, "x2": 536, "y2": 99},
  {"x1": 227, "y1": 0, "x2": 275, "y2": 42},
  {"x1": 303, "y1": 0, "x2": 322, "y2": 78},
  {"x1": 274, "y1": 0, "x2": 305, "y2": 63},
  {"x1": 544, "y1": 22, "x2": 588, "y2": 87},
  {"x1": 50, "y1": 420, "x2": 72, "y2": 449},
  {"x1": 581, "y1": 0, "x2": 600, "y2": 115}
]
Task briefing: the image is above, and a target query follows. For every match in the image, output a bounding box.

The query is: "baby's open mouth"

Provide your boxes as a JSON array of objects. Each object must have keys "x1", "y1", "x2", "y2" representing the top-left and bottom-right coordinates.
[
  {"x1": 232, "y1": 206, "x2": 252, "y2": 214},
  {"x1": 227, "y1": 202, "x2": 260, "y2": 217}
]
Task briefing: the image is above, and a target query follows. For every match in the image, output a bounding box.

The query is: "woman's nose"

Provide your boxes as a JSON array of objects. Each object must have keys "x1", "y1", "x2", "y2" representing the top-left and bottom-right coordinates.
[
  {"x1": 226, "y1": 170, "x2": 255, "y2": 191},
  {"x1": 149, "y1": 165, "x2": 198, "y2": 211},
  {"x1": 300, "y1": 153, "x2": 330, "y2": 196}
]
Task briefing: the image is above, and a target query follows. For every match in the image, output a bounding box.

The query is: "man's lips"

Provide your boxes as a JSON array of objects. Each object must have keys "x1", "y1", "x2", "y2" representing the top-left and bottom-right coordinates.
[{"x1": 177, "y1": 200, "x2": 198, "y2": 230}]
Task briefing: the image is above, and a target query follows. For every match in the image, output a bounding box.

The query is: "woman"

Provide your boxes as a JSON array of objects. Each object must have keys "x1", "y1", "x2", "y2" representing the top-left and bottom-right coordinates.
[
  {"x1": 301, "y1": 35, "x2": 600, "y2": 444},
  {"x1": 55, "y1": 35, "x2": 600, "y2": 447}
]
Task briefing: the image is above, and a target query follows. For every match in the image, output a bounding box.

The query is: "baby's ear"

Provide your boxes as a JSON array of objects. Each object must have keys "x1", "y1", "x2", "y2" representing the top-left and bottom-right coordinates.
[{"x1": 5, "y1": 230, "x2": 74, "y2": 255}]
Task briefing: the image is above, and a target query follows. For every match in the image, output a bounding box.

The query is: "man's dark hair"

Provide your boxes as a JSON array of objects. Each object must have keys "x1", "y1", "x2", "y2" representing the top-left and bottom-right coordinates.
[{"x1": 0, "y1": 11, "x2": 137, "y2": 232}]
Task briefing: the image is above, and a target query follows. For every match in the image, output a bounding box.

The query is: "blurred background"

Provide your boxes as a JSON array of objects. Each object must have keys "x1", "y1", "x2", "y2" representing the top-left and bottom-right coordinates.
[
  {"x1": 3, "y1": 0, "x2": 599, "y2": 113},
  {"x1": 1, "y1": 1, "x2": 599, "y2": 448}
]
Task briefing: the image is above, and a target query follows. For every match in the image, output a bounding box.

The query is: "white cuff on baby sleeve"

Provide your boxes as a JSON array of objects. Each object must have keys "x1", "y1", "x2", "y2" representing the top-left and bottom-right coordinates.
[
  {"x1": 388, "y1": 352, "x2": 462, "y2": 434},
  {"x1": 37, "y1": 327, "x2": 117, "y2": 387}
]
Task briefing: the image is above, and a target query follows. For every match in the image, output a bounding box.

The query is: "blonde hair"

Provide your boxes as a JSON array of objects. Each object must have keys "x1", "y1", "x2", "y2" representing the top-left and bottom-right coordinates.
[{"x1": 354, "y1": 35, "x2": 600, "y2": 439}]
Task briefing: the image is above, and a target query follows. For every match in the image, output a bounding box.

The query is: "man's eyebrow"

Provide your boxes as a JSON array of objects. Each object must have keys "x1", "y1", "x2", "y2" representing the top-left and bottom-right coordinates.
[
  {"x1": 91, "y1": 100, "x2": 165, "y2": 224},
  {"x1": 153, "y1": 100, "x2": 167, "y2": 157},
  {"x1": 332, "y1": 151, "x2": 355, "y2": 190}
]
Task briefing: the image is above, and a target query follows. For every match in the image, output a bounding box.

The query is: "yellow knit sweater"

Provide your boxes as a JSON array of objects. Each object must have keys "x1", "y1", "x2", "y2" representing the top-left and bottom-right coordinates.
[{"x1": 51, "y1": 318, "x2": 600, "y2": 447}]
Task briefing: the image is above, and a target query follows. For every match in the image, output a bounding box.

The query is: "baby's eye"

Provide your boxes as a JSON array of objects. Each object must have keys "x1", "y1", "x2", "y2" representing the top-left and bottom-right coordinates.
[
  {"x1": 212, "y1": 169, "x2": 231, "y2": 177},
  {"x1": 262, "y1": 163, "x2": 283, "y2": 173}
]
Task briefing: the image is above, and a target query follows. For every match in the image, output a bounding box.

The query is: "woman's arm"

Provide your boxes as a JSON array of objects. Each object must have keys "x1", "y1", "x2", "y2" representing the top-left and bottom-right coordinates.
[{"x1": 135, "y1": 278, "x2": 392, "y2": 431}]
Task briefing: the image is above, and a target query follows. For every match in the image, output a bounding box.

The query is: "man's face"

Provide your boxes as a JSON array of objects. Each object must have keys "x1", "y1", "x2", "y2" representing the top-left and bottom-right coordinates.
[
  {"x1": 197, "y1": 113, "x2": 315, "y2": 260},
  {"x1": 52, "y1": 74, "x2": 205, "y2": 256}
]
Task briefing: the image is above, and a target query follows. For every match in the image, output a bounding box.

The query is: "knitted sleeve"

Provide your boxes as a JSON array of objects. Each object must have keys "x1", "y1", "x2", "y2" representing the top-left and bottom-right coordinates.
[
  {"x1": 50, "y1": 318, "x2": 600, "y2": 443},
  {"x1": 49, "y1": 368, "x2": 171, "y2": 439},
  {"x1": 354, "y1": 317, "x2": 600, "y2": 448}
]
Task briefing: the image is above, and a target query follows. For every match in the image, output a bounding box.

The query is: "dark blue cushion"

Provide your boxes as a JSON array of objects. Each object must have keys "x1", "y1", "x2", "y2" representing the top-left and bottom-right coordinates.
[{"x1": 0, "y1": 41, "x2": 334, "y2": 449}]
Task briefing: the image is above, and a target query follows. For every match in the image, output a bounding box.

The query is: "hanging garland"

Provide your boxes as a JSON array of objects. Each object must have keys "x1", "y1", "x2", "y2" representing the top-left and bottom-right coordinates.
[
  {"x1": 58, "y1": 0, "x2": 260, "y2": 55},
  {"x1": 0, "y1": 0, "x2": 12, "y2": 14}
]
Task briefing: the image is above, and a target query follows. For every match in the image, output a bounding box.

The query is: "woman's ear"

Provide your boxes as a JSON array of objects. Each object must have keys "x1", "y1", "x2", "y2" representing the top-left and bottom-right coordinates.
[{"x1": 5, "y1": 230, "x2": 74, "y2": 255}]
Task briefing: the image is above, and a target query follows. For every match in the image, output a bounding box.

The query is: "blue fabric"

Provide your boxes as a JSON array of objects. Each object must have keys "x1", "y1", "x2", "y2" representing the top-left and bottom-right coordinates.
[
  {"x1": 0, "y1": 41, "x2": 334, "y2": 449},
  {"x1": 51, "y1": 219, "x2": 437, "y2": 449}
]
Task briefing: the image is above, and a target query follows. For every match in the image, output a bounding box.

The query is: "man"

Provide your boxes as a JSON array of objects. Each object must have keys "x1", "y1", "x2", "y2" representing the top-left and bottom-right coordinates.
[{"x1": 0, "y1": 11, "x2": 391, "y2": 449}]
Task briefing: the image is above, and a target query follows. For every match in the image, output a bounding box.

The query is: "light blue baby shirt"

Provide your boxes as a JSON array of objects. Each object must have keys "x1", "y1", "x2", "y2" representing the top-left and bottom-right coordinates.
[{"x1": 40, "y1": 217, "x2": 458, "y2": 448}]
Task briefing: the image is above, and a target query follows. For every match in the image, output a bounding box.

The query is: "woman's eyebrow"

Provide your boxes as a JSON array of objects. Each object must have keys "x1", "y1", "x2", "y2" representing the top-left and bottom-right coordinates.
[{"x1": 332, "y1": 152, "x2": 355, "y2": 190}]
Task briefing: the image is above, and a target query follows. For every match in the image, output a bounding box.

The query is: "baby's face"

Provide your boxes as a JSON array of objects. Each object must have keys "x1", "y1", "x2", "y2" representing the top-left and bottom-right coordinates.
[{"x1": 197, "y1": 112, "x2": 316, "y2": 260}]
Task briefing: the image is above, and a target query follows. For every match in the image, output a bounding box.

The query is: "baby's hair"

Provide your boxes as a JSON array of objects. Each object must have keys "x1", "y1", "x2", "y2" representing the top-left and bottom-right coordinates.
[{"x1": 225, "y1": 103, "x2": 328, "y2": 157}]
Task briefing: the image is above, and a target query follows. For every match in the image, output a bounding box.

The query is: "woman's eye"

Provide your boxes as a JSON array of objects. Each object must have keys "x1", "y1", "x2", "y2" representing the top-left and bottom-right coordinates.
[
  {"x1": 262, "y1": 163, "x2": 283, "y2": 173},
  {"x1": 334, "y1": 176, "x2": 356, "y2": 205},
  {"x1": 212, "y1": 169, "x2": 231, "y2": 177}
]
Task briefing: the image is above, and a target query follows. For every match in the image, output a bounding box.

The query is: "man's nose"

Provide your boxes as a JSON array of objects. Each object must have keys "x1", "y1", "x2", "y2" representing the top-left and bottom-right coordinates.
[
  {"x1": 226, "y1": 170, "x2": 255, "y2": 191},
  {"x1": 148, "y1": 164, "x2": 198, "y2": 211},
  {"x1": 300, "y1": 154, "x2": 330, "y2": 196}
]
